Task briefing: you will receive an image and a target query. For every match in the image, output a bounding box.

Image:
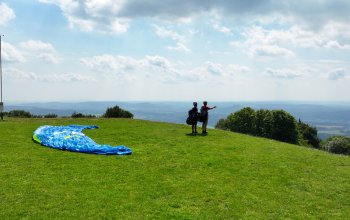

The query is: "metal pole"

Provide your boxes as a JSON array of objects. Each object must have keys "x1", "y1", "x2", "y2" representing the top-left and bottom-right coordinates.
[{"x1": 0, "y1": 35, "x2": 3, "y2": 120}]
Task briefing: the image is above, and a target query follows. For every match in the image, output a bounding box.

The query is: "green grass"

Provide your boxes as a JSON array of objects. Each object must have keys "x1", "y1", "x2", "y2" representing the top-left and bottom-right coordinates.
[{"x1": 1, "y1": 118, "x2": 349, "y2": 219}]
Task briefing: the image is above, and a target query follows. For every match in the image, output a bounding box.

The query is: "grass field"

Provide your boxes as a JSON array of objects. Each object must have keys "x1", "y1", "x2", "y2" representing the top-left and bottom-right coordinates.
[{"x1": 1, "y1": 118, "x2": 349, "y2": 219}]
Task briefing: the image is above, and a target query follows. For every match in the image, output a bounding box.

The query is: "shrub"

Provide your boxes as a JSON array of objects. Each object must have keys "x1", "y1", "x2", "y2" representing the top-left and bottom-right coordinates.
[
  {"x1": 71, "y1": 112, "x2": 96, "y2": 118},
  {"x1": 8, "y1": 110, "x2": 32, "y2": 118},
  {"x1": 103, "y1": 105, "x2": 133, "y2": 118},
  {"x1": 321, "y1": 136, "x2": 350, "y2": 155},
  {"x1": 215, "y1": 118, "x2": 229, "y2": 130},
  {"x1": 215, "y1": 108, "x2": 304, "y2": 145},
  {"x1": 297, "y1": 120, "x2": 320, "y2": 148},
  {"x1": 255, "y1": 109, "x2": 273, "y2": 138},
  {"x1": 270, "y1": 110, "x2": 298, "y2": 144},
  {"x1": 225, "y1": 107, "x2": 256, "y2": 135},
  {"x1": 44, "y1": 113, "x2": 58, "y2": 118},
  {"x1": 71, "y1": 112, "x2": 84, "y2": 118}
]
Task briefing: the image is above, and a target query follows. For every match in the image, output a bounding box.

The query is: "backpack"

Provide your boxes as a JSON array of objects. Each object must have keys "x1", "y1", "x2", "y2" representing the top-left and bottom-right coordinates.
[{"x1": 186, "y1": 109, "x2": 197, "y2": 125}]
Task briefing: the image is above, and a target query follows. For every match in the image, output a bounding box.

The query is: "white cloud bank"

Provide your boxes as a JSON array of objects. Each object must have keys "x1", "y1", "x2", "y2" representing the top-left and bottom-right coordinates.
[
  {"x1": 80, "y1": 54, "x2": 252, "y2": 83},
  {"x1": 328, "y1": 68, "x2": 349, "y2": 81},
  {"x1": 1, "y1": 42, "x2": 26, "y2": 63},
  {"x1": 37, "y1": 0, "x2": 350, "y2": 33},
  {"x1": 0, "y1": 3, "x2": 15, "y2": 26},
  {"x1": 20, "y1": 40, "x2": 59, "y2": 64},
  {"x1": 4, "y1": 68, "x2": 95, "y2": 83},
  {"x1": 37, "y1": 0, "x2": 129, "y2": 34}
]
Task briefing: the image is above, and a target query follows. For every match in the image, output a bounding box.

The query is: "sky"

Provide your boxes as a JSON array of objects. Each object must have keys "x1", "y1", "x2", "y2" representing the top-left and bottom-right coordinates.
[{"x1": 0, "y1": 0, "x2": 350, "y2": 102}]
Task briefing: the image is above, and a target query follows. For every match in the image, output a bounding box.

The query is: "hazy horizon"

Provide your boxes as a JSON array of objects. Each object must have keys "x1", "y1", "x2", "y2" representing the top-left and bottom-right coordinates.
[{"x1": 5, "y1": 100, "x2": 350, "y2": 105}]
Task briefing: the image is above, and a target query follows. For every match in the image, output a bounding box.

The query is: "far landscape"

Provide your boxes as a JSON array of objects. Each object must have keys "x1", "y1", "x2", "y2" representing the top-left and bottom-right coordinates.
[{"x1": 5, "y1": 101, "x2": 350, "y2": 139}]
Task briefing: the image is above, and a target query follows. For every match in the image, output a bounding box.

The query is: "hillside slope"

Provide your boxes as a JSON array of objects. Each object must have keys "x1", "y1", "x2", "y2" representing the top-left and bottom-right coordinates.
[{"x1": 0, "y1": 118, "x2": 349, "y2": 219}]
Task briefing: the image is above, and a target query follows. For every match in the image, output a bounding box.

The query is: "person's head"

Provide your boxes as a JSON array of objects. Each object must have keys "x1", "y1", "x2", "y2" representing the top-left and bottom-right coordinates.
[
  {"x1": 193, "y1": 102, "x2": 197, "y2": 107},
  {"x1": 203, "y1": 101, "x2": 207, "y2": 106}
]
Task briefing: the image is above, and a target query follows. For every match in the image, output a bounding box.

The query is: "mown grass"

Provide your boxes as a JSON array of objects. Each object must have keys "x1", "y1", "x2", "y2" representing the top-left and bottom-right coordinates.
[{"x1": 0, "y1": 118, "x2": 349, "y2": 219}]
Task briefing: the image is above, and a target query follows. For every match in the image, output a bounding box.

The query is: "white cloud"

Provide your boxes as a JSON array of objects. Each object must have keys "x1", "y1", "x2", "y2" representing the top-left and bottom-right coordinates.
[
  {"x1": 20, "y1": 40, "x2": 55, "y2": 52},
  {"x1": 144, "y1": 55, "x2": 172, "y2": 70},
  {"x1": 205, "y1": 62, "x2": 223, "y2": 76},
  {"x1": 80, "y1": 54, "x2": 141, "y2": 73},
  {"x1": 117, "y1": 1, "x2": 350, "y2": 30},
  {"x1": 1, "y1": 42, "x2": 26, "y2": 63},
  {"x1": 264, "y1": 68, "x2": 305, "y2": 79},
  {"x1": 0, "y1": 3, "x2": 15, "y2": 26},
  {"x1": 38, "y1": 0, "x2": 129, "y2": 34},
  {"x1": 212, "y1": 23, "x2": 232, "y2": 35},
  {"x1": 80, "y1": 54, "x2": 246, "y2": 83},
  {"x1": 40, "y1": 73, "x2": 96, "y2": 83},
  {"x1": 154, "y1": 25, "x2": 190, "y2": 52},
  {"x1": 231, "y1": 23, "x2": 350, "y2": 58},
  {"x1": 235, "y1": 24, "x2": 350, "y2": 52},
  {"x1": 226, "y1": 65, "x2": 251, "y2": 75},
  {"x1": 250, "y1": 45, "x2": 295, "y2": 58},
  {"x1": 154, "y1": 25, "x2": 185, "y2": 42},
  {"x1": 180, "y1": 62, "x2": 252, "y2": 82},
  {"x1": 167, "y1": 42, "x2": 190, "y2": 52},
  {"x1": 328, "y1": 68, "x2": 348, "y2": 80},
  {"x1": 4, "y1": 67, "x2": 95, "y2": 83},
  {"x1": 38, "y1": 53, "x2": 59, "y2": 64},
  {"x1": 4, "y1": 68, "x2": 38, "y2": 80},
  {"x1": 20, "y1": 40, "x2": 59, "y2": 64},
  {"x1": 37, "y1": 0, "x2": 350, "y2": 34}
]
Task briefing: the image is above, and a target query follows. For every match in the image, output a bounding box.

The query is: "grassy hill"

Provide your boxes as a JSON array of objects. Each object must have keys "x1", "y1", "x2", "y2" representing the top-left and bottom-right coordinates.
[{"x1": 1, "y1": 118, "x2": 349, "y2": 219}]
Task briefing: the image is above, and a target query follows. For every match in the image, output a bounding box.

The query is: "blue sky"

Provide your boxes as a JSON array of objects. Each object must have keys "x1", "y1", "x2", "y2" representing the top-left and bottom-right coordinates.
[{"x1": 0, "y1": 0, "x2": 350, "y2": 102}]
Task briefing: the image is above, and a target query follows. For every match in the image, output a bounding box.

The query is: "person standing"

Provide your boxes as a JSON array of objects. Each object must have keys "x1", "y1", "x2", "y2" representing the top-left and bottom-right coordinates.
[
  {"x1": 189, "y1": 102, "x2": 199, "y2": 134},
  {"x1": 200, "y1": 101, "x2": 216, "y2": 134}
]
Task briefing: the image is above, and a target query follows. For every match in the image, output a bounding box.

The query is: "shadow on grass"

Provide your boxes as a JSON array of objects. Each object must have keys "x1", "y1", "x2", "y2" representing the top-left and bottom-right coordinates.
[{"x1": 185, "y1": 133, "x2": 208, "y2": 137}]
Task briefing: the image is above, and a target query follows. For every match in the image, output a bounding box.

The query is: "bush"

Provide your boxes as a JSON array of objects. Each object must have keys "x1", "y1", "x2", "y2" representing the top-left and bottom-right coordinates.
[
  {"x1": 215, "y1": 108, "x2": 306, "y2": 145},
  {"x1": 103, "y1": 105, "x2": 133, "y2": 118},
  {"x1": 321, "y1": 136, "x2": 350, "y2": 155},
  {"x1": 215, "y1": 118, "x2": 228, "y2": 130},
  {"x1": 225, "y1": 107, "x2": 256, "y2": 135},
  {"x1": 7, "y1": 110, "x2": 32, "y2": 118},
  {"x1": 255, "y1": 109, "x2": 273, "y2": 138},
  {"x1": 270, "y1": 110, "x2": 298, "y2": 144},
  {"x1": 71, "y1": 112, "x2": 84, "y2": 118},
  {"x1": 297, "y1": 120, "x2": 320, "y2": 148},
  {"x1": 71, "y1": 112, "x2": 96, "y2": 118},
  {"x1": 44, "y1": 113, "x2": 58, "y2": 118}
]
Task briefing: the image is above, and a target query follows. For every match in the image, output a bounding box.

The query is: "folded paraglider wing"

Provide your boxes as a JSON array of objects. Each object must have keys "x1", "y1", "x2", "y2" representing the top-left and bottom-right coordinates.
[{"x1": 33, "y1": 125, "x2": 132, "y2": 155}]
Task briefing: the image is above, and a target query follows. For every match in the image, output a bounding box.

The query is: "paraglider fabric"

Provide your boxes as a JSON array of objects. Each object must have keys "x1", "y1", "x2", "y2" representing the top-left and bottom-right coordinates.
[{"x1": 33, "y1": 125, "x2": 132, "y2": 155}]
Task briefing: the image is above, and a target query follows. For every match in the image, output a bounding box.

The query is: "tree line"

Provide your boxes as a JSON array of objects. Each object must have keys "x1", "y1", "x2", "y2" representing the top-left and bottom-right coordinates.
[
  {"x1": 216, "y1": 107, "x2": 350, "y2": 155},
  {"x1": 2, "y1": 105, "x2": 133, "y2": 119}
]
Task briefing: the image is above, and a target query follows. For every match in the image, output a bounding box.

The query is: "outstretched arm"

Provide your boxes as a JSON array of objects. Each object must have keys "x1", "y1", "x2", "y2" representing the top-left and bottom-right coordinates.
[{"x1": 208, "y1": 106, "x2": 217, "y2": 110}]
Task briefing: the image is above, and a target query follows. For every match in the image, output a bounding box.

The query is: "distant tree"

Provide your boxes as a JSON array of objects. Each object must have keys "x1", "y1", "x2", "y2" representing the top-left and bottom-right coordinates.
[
  {"x1": 44, "y1": 113, "x2": 58, "y2": 118},
  {"x1": 8, "y1": 110, "x2": 32, "y2": 118},
  {"x1": 215, "y1": 118, "x2": 229, "y2": 130},
  {"x1": 215, "y1": 107, "x2": 301, "y2": 145},
  {"x1": 297, "y1": 120, "x2": 320, "y2": 148},
  {"x1": 270, "y1": 110, "x2": 298, "y2": 144},
  {"x1": 71, "y1": 112, "x2": 96, "y2": 118},
  {"x1": 225, "y1": 107, "x2": 256, "y2": 135},
  {"x1": 321, "y1": 136, "x2": 350, "y2": 155},
  {"x1": 103, "y1": 105, "x2": 133, "y2": 118},
  {"x1": 71, "y1": 112, "x2": 84, "y2": 118},
  {"x1": 32, "y1": 115, "x2": 43, "y2": 118},
  {"x1": 255, "y1": 109, "x2": 273, "y2": 138}
]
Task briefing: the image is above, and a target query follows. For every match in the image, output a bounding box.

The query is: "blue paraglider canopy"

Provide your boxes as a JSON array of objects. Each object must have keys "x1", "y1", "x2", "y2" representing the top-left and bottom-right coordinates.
[{"x1": 33, "y1": 125, "x2": 132, "y2": 155}]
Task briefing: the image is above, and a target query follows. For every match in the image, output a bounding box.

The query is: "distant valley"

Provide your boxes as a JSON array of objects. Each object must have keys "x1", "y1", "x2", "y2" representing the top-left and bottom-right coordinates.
[{"x1": 5, "y1": 101, "x2": 350, "y2": 140}]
